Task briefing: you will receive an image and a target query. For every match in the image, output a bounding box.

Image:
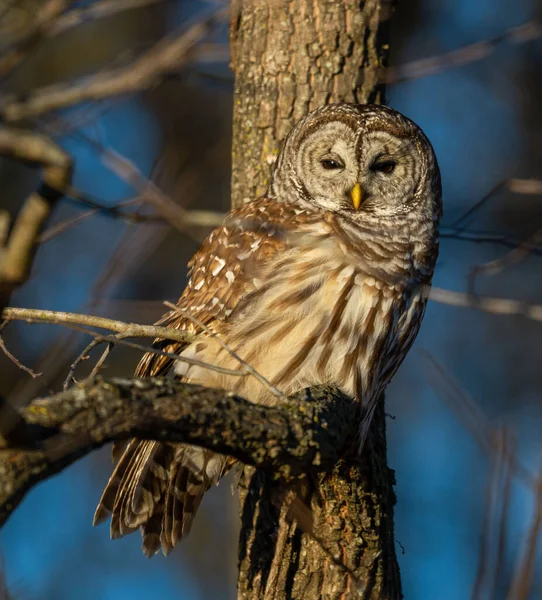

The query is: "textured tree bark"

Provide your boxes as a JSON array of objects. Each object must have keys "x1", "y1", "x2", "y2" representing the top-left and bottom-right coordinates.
[
  {"x1": 0, "y1": 379, "x2": 356, "y2": 528},
  {"x1": 230, "y1": 1, "x2": 401, "y2": 598},
  {"x1": 229, "y1": 0, "x2": 390, "y2": 206}
]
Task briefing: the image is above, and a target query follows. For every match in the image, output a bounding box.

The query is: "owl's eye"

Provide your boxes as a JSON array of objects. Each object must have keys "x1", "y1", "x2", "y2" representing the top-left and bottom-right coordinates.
[
  {"x1": 321, "y1": 159, "x2": 344, "y2": 170},
  {"x1": 371, "y1": 159, "x2": 396, "y2": 174}
]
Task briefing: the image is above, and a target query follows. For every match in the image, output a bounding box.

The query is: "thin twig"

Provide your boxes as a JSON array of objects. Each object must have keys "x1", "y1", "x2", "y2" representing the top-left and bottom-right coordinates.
[
  {"x1": 506, "y1": 461, "x2": 542, "y2": 600},
  {"x1": 63, "y1": 337, "x2": 107, "y2": 390},
  {"x1": 38, "y1": 196, "x2": 147, "y2": 243},
  {"x1": 38, "y1": 209, "x2": 100, "y2": 243},
  {"x1": 421, "y1": 351, "x2": 537, "y2": 492},
  {"x1": 0, "y1": 0, "x2": 76, "y2": 80},
  {"x1": 429, "y1": 287, "x2": 542, "y2": 323},
  {"x1": 0, "y1": 322, "x2": 42, "y2": 378},
  {"x1": 88, "y1": 342, "x2": 114, "y2": 378},
  {"x1": 6, "y1": 209, "x2": 170, "y2": 411},
  {"x1": 490, "y1": 430, "x2": 514, "y2": 600},
  {"x1": 7, "y1": 309, "x2": 239, "y2": 389},
  {"x1": 51, "y1": 0, "x2": 176, "y2": 36},
  {"x1": 449, "y1": 178, "x2": 542, "y2": 233},
  {"x1": 164, "y1": 301, "x2": 288, "y2": 401},
  {"x1": 467, "y1": 228, "x2": 542, "y2": 295},
  {"x1": 59, "y1": 322, "x2": 243, "y2": 391},
  {"x1": 440, "y1": 229, "x2": 542, "y2": 257},
  {"x1": 450, "y1": 182, "x2": 506, "y2": 233},
  {"x1": 2, "y1": 306, "x2": 194, "y2": 344},
  {"x1": 471, "y1": 430, "x2": 504, "y2": 600},
  {"x1": 0, "y1": 5, "x2": 229, "y2": 122},
  {"x1": 385, "y1": 20, "x2": 542, "y2": 84}
]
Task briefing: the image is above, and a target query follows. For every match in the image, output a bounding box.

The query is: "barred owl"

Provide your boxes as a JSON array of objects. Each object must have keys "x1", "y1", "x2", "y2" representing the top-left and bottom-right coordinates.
[{"x1": 94, "y1": 103, "x2": 442, "y2": 556}]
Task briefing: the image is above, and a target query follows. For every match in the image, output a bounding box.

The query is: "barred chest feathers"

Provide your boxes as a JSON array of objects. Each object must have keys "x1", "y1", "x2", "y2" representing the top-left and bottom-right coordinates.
[{"x1": 176, "y1": 216, "x2": 428, "y2": 417}]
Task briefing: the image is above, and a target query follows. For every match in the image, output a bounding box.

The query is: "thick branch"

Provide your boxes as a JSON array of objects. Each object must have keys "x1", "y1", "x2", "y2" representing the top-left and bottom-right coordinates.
[{"x1": 0, "y1": 378, "x2": 355, "y2": 527}]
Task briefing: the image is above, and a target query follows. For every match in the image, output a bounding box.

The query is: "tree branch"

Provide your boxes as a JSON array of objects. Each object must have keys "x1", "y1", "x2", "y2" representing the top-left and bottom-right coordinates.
[
  {"x1": 50, "y1": 0, "x2": 176, "y2": 37},
  {"x1": 384, "y1": 20, "x2": 542, "y2": 84},
  {"x1": 0, "y1": 377, "x2": 355, "y2": 527},
  {"x1": 1, "y1": 306, "x2": 193, "y2": 344},
  {"x1": 429, "y1": 287, "x2": 542, "y2": 322},
  {"x1": 0, "y1": 6, "x2": 228, "y2": 123},
  {"x1": 0, "y1": 0, "x2": 76, "y2": 80},
  {"x1": 0, "y1": 127, "x2": 72, "y2": 310}
]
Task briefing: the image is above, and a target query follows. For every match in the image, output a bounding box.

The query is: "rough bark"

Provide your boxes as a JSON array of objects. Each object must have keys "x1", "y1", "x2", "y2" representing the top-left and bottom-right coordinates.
[
  {"x1": 0, "y1": 378, "x2": 355, "y2": 527},
  {"x1": 229, "y1": 0, "x2": 390, "y2": 206},
  {"x1": 230, "y1": 1, "x2": 400, "y2": 598}
]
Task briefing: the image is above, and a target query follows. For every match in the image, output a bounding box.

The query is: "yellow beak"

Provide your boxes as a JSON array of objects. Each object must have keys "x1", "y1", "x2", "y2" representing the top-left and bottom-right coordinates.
[{"x1": 350, "y1": 183, "x2": 363, "y2": 211}]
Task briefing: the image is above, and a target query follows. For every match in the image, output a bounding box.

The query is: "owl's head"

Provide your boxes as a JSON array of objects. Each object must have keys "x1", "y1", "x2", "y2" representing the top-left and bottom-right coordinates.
[{"x1": 270, "y1": 103, "x2": 442, "y2": 224}]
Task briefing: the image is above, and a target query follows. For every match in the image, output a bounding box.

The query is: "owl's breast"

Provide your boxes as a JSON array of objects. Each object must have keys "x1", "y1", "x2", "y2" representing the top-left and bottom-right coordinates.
[{"x1": 176, "y1": 229, "x2": 426, "y2": 409}]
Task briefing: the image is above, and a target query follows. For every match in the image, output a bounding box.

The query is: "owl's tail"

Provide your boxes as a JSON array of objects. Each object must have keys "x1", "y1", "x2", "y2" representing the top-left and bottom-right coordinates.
[{"x1": 93, "y1": 440, "x2": 229, "y2": 556}]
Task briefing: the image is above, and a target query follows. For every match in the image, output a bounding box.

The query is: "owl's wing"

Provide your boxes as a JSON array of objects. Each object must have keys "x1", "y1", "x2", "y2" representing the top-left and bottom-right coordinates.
[{"x1": 135, "y1": 197, "x2": 312, "y2": 378}]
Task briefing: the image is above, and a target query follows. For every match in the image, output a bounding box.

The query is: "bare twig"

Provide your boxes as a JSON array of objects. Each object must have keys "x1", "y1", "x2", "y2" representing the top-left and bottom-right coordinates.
[
  {"x1": 38, "y1": 195, "x2": 146, "y2": 243},
  {"x1": 2, "y1": 306, "x2": 193, "y2": 344},
  {"x1": 429, "y1": 287, "x2": 542, "y2": 323},
  {"x1": 51, "y1": 0, "x2": 176, "y2": 36},
  {"x1": 6, "y1": 212, "x2": 170, "y2": 410},
  {"x1": 421, "y1": 351, "x2": 537, "y2": 492},
  {"x1": 0, "y1": 6, "x2": 229, "y2": 122},
  {"x1": 506, "y1": 463, "x2": 542, "y2": 600},
  {"x1": 164, "y1": 301, "x2": 288, "y2": 401},
  {"x1": 450, "y1": 182, "x2": 506, "y2": 233},
  {"x1": 87, "y1": 342, "x2": 114, "y2": 379},
  {"x1": 471, "y1": 432, "x2": 504, "y2": 600},
  {"x1": 38, "y1": 209, "x2": 101, "y2": 243},
  {"x1": 63, "y1": 337, "x2": 110, "y2": 390},
  {"x1": 61, "y1": 323, "x2": 243, "y2": 390},
  {"x1": 0, "y1": 322, "x2": 42, "y2": 378},
  {"x1": 432, "y1": 178, "x2": 542, "y2": 254},
  {"x1": 71, "y1": 134, "x2": 224, "y2": 238},
  {"x1": 491, "y1": 431, "x2": 514, "y2": 600},
  {"x1": 38, "y1": 183, "x2": 223, "y2": 244},
  {"x1": 385, "y1": 21, "x2": 542, "y2": 84},
  {"x1": 440, "y1": 229, "x2": 542, "y2": 257},
  {"x1": 0, "y1": 127, "x2": 72, "y2": 308},
  {"x1": 448, "y1": 177, "x2": 542, "y2": 234},
  {"x1": 0, "y1": 0, "x2": 76, "y2": 79},
  {"x1": 467, "y1": 228, "x2": 542, "y2": 295}
]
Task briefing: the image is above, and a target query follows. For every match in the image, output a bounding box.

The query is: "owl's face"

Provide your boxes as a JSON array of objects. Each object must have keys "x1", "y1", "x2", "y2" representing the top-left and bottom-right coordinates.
[{"x1": 271, "y1": 103, "x2": 441, "y2": 224}]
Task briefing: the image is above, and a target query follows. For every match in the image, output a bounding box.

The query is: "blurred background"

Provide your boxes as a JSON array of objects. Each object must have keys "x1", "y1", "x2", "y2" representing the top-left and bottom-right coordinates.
[{"x1": 0, "y1": 0, "x2": 541, "y2": 598}]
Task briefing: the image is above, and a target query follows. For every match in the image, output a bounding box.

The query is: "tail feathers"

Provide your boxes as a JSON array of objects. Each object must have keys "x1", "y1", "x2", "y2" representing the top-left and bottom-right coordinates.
[
  {"x1": 161, "y1": 447, "x2": 226, "y2": 553},
  {"x1": 141, "y1": 496, "x2": 165, "y2": 557},
  {"x1": 94, "y1": 440, "x2": 230, "y2": 557},
  {"x1": 118, "y1": 441, "x2": 168, "y2": 533},
  {"x1": 93, "y1": 439, "x2": 138, "y2": 527}
]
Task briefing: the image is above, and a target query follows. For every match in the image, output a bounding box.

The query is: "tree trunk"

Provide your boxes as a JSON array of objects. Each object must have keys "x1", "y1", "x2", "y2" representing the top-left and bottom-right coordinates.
[{"x1": 229, "y1": 1, "x2": 401, "y2": 598}]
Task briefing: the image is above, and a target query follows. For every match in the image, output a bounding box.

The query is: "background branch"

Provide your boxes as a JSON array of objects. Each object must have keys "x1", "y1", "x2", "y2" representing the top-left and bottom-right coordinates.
[
  {"x1": 0, "y1": 0, "x2": 76, "y2": 80},
  {"x1": 0, "y1": 5, "x2": 228, "y2": 123},
  {"x1": 0, "y1": 128, "x2": 72, "y2": 311}
]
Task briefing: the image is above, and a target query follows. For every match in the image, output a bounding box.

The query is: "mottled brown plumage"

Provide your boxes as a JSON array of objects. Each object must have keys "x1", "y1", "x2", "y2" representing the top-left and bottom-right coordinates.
[{"x1": 94, "y1": 103, "x2": 442, "y2": 557}]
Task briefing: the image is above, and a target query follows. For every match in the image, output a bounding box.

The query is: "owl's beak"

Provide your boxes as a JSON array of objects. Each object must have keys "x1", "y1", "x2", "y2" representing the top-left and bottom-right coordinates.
[{"x1": 350, "y1": 183, "x2": 363, "y2": 211}]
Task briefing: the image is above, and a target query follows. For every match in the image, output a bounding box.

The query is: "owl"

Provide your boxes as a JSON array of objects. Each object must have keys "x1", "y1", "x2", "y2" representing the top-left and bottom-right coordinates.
[{"x1": 94, "y1": 103, "x2": 442, "y2": 557}]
